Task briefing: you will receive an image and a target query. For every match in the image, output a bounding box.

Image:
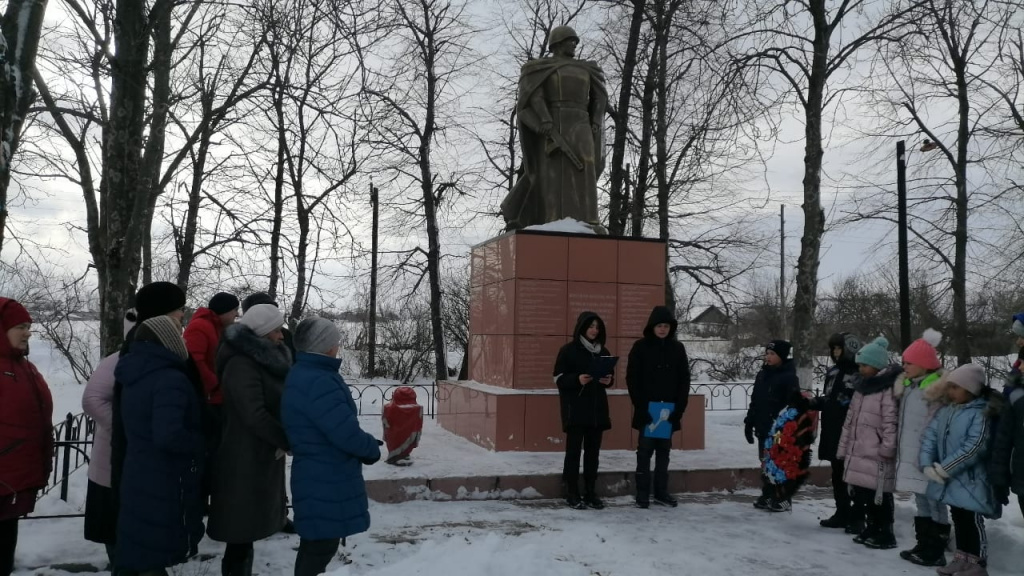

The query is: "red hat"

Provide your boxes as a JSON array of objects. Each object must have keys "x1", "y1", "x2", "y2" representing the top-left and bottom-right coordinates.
[
  {"x1": 0, "y1": 298, "x2": 32, "y2": 331},
  {"x1": 902, "y1": 329, "x2": 942, "y2": 371}
]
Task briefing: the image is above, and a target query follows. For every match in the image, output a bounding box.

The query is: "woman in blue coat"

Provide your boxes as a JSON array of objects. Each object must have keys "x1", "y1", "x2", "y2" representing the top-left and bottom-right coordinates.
[
  {"x1": 919, "y1": 364, "x2": 1004, "y2": 576},
  {"x1": 114, "y1": 316, "x2": 205, "y2": 575},
  {"x1": 282, "y1": 317, "x2": 382, "y2": 576}
]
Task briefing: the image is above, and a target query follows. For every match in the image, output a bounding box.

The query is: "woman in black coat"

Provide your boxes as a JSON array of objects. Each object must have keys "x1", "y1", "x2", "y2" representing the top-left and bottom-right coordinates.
[
  {"x1": 811, "y1": 333, "x2": 862, "y2": 530},
  {"x1": 553, "y1": 311, "x2": 613, "y2": 510}
]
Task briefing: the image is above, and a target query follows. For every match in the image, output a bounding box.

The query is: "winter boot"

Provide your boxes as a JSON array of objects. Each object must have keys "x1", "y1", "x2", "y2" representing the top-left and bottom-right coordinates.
[
  {"x1": 907, "y1": 520, "x2": 947, "y2": 567},
  {"x1": 820, "y1": 510, "x2": 848, "y2": 529},
  {"x1": 565, "y1": 493, "x2": 586, "y2": 510},
  {"x1": 950, "y1": 554, "x2": 987, "y2": 576},
  {"x1": 853, "y1": 521, "x2": 878, "y2": 545},
  {"x1": 635, "y1": 470, "x2": 651, "y2": 510},
  {"x1": 845, "y1": 503, "x2": 866, "y2": 534},
  {"x1": 900, "y1": 517, "x2": 932, "y2": 562},
  {"x1": 635, "y1": 499, "x2": 650, "y2": 509},
  {"x1": 583, "y1": 494, "x2": 605, "y2": 510},
  {"x1": 863, "y1": 523, "x2": 898, "y2": 550},
  {"x1": 753, "y1": 494, "x2": 771, "y2": 510},
  {"x1": 767, "y1": 498, "x2": 792, "y2": 513},
  {"x1": 936, "y1": 551, "x2": 969, "y2": 576},
  {"x1": 653, "y1": 493, "x2": 678, "y2": 508}
]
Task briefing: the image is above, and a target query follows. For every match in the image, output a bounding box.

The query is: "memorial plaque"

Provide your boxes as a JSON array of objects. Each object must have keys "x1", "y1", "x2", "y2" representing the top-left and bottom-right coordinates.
[
  {"x1": 567, "y1": 236, "x2": 618, "y2": 283},
  {"x1": 617, "y1": 284, "x2": 664, "y2": 339},
  {"x1": 481, "y1": 334, "x2": 515, "y2": 388},
  {"x1": 618, "y1": 240, "x2": 666, "y2": 285},
  {"x1": 469, "y1": 284, "x2": 484, "y2": 335},
  {"x1": 513, "y1": 336, "x2": 565, "y2": 389},
  {"x1": 515, "y1": 279, "x2": 567, "y2": 335},
  {"x1": 470, "y1": 246, "x2": 486, "y2": 288},
  {"x1": 566, "y1": 281, "x2": 618, "y2": 338},
  {"x1": 482, "y1": 238, "x2": 501, "y2": 285},
  {"x1": 514, "y1": 234, "x2": 568, "y2": 280}
]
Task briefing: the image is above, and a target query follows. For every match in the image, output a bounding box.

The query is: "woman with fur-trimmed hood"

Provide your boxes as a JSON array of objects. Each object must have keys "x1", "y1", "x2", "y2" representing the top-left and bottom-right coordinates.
[{"x1": 207, "y1": 304, "x2": 292, "y2": 576}]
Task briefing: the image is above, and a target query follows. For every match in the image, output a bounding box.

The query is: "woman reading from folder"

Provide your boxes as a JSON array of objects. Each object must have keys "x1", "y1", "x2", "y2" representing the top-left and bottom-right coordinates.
[{"x1": 553, "y1": 311, "x2": 615, "y2": 510}]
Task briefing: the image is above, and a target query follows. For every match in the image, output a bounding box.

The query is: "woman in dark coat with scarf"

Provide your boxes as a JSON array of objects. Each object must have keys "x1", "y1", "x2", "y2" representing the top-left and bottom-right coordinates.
[
  {"x1": 811, "y1": 332, "x2": 863, "y2": 531},
  {"x1": 553, "y1": 311, "x2": 613, "y2": 510},
  {"x1": 207, "y1": 304, "x2": 291, "y2": 576},
  {"x1": 0, "y1": 298, "x2": 53, "y2": 576},
  {"x1": 114, "y1": 316, "x2": 205, "y2": 575}
]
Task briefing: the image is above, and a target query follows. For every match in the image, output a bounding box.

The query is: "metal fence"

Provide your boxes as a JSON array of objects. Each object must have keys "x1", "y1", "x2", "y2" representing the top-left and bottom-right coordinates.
[
  {"x1": 42, "y1": 412, "x2": 95, "y2": 502},
  {"x1": 350, "y1": 382, "x2": 438, "y2": 419},
  {"x1": 689, "y1": 382, "x2": 822, "y2": 411}
]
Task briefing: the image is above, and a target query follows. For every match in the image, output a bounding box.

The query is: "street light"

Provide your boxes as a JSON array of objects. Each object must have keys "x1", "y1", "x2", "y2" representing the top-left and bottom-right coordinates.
[{"x1": 896, "y1": 139, "x2": 939, "y2": 350}]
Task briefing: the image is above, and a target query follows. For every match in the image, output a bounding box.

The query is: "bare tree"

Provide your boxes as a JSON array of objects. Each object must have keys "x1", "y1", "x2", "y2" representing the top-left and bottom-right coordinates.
[
  {"x1": 360, "y1": 0, "x2": 477, "y2": 380},
  {"x1": 844, "y1": 0, "x2": 1023, "y2": 364},
  {"x1": 731, "y1": 0, "x2": 923, "y2": 378}
]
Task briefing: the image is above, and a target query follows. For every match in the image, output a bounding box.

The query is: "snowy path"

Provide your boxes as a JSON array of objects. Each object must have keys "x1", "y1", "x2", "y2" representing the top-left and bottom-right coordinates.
[{"x1": 17, "y1": 490, "x2": 1023, "y2": 576}]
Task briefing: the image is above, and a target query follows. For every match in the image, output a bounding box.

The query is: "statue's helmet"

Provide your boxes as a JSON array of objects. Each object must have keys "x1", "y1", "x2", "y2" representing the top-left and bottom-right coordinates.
[{"x1": 548, "y1": 25, "x2": 579, "y2": 50}]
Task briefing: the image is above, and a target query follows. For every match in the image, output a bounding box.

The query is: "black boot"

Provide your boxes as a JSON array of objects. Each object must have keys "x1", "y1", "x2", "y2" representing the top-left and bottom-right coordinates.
[
  {"x1": 583, "y1": 493, "x2": 605, "y2": 510},
  {"x1": 635, "y1": 469, "x2": 651, "y2": 509},
  {"x1": 565, "y1": 493, "x2": 586, "y2": 510},
  {"x1": 820, "y1": 510, "x2": 848, "y2": 528},
  {"x1": 864, "y1": 524, "x2": 897, "y2": 550},
  {"x1": 899, "y1": 517, "x2": 930, "y2": 561},
  {"x1": 906, "y1": 520, "x2": 947, "y2": 567},
  {"x1": 653, "y1": 493, "x2": 678, "y2": 508},
  {"x1": 845, "y1": 502, "x2": 866, "y2": 534},
  {"x1": 853, "y1": 520, "x2": 877, "y2": 545}
]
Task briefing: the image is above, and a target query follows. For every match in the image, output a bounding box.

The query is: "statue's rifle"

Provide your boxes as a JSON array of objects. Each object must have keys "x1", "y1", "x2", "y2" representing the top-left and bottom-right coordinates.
[{"x1": 544, "y1": 128, "x2": 584, "y2": 171}]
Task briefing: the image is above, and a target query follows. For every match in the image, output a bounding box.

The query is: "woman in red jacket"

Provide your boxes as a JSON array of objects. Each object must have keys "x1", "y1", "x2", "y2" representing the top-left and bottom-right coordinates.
[{"x1": 0, "y1": 298, "x2": 53, "y2": 576}]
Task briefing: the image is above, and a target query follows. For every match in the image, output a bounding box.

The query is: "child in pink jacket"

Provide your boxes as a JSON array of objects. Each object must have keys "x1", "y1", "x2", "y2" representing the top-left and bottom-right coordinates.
[{"x1": 837, "y1": 336, "x2": 901, "y2": 550}]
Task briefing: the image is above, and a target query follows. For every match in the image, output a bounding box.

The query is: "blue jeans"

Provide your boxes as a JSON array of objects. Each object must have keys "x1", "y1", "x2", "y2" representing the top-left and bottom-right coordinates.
[{"x1": 915, "y1": 493, "x2": 949, "y2": 525}]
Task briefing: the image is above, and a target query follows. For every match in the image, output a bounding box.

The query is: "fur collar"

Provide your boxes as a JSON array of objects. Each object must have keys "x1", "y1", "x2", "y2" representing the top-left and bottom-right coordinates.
[
  {"x1": 223, "y1": 323, "x2": 292, "y2": 377},
  {"x1": 892, "y1": 368, "x2": 945, "y2": 400}
]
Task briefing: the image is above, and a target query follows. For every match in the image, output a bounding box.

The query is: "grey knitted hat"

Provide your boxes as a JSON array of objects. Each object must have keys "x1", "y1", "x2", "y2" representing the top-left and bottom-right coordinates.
[
  {"x1": 294, "y1": 317, "x2": 341, "y2": 355},
  {"x1": 947, "y1": 363, "x2": 987, "y2": 397}
]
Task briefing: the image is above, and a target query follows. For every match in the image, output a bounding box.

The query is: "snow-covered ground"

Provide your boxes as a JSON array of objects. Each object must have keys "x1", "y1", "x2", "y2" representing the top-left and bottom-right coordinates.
[{"x1": 18, "y1": 485, "x2": 1024, "y2": 576}]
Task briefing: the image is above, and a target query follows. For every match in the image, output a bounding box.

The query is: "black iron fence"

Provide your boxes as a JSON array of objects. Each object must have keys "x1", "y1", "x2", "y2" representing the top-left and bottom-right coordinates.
[
  {"x1": 689, "y1": 382, "x2": 822, "y2": 411},
  {"x1": 42, "y1": 412, "x2": 95, "y2": 502},
  {"x1": 350, "y1": 381, "x2": 438, "y2": 419}
]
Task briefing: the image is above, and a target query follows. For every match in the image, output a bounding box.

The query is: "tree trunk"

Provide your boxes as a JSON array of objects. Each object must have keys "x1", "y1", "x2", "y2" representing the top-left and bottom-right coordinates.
[
  {"x1": 952, "y1": 53, "x2": 971, "y2": 365},
  {"x1": 268, "y1": 79, "x2": 287, "y2": 301},
  {"x1": 139, "y1": 0, "x2": 173, "y2": 287},
  {"x1": 98, "y1": 0, "x2": 151, "y2": 355},
  {"x1": 653, "y1": 0, "x2": 676, "y2": 314},
  {"x1": 790, "y1": 4, "x2": 830, "y2": 385},
  {"x1": 630, "y1": 44, "x2": 658, "y2": 238},
  {"x1": 607, "y1": 0, "x2": 646, "y2": 236},
  {"x1": 0, "y1": 0, "x2": 50, "y2": 256},
  {"x1": 176, "y1": 130, "x2": 211, "y2": 292}
]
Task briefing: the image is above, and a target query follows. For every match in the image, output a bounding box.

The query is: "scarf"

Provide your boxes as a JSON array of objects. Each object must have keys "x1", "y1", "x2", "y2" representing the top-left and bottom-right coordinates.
[{"x1": 579, "y1": 336, "x2": 601, "y2": 354}]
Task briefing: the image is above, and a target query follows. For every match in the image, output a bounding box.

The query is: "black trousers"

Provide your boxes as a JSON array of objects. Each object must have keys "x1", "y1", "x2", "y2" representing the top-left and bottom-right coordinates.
[
  {"x1": 222, "y1": 542, "x2": 253, "y2": 576},
  {"x1": 294, "y1": 538, "x2": 341, "y2": 576},
  {"x1": 0, "y1": 518, "x2": 16, "y2": 576},
  {"x1": 851, "y1": 486, "x2": 894, "y2": 526},
  {"x1": 636, "y1": 436, "x2": 671, "y2": 500},
  {"x1": 563, "y1": 428, "x2": 603, "y2": 496},
  {"x1": 830, "y1": 459, "x2": 859, "y2": 517},
  {"x1": 950, "y1": 506, "x2": 988, "y2": 559}
]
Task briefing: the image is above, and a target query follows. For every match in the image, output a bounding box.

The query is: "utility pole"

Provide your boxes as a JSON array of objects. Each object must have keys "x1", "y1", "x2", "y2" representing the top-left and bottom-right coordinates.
[
  {"x1": 896, "y1": 141, "x2": 911, "y2": 351},
  {"x1": 780, "y1": 204, "x2": 786, "y2": 339},
  {"x1": 368, "y1": 182, "x2": 379, "y2": 378}
]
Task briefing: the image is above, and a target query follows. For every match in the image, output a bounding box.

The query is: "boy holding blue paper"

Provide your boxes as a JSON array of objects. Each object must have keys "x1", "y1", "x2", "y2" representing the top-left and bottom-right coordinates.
[{"x1": 627, "y1": 306, "x2": 691, "y2": 508}]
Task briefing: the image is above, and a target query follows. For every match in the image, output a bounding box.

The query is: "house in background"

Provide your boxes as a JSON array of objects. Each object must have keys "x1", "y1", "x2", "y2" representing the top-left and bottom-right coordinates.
[{"x1": 688, "y1": 305, "x2": 731, "y2": 339}]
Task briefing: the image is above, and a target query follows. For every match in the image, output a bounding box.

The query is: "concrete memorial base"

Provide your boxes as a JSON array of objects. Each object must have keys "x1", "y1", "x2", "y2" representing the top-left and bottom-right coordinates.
[{"x1": 437, "y1": 229, "x2": 706, "y2": 452}]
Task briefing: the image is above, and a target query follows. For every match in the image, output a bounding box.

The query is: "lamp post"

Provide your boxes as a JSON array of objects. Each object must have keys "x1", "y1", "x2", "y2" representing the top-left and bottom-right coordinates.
[
  {"x1": 896, "y1": 139, "x2": 939, "y2": 351},
  {"x1": 896, "y1": 141, "x2": 911, "y2": 351}
]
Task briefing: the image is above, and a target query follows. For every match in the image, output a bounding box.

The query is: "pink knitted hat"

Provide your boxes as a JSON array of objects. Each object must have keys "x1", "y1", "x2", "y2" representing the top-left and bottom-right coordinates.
[{"x1": 902, "y1": 329, "x2": 942, "y2": 371}]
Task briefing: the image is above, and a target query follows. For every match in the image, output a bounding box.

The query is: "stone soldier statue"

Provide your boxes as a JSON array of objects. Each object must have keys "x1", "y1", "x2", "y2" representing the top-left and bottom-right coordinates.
[{"x1": 500, "y1": 26, "x2": 608, "y2": 232}]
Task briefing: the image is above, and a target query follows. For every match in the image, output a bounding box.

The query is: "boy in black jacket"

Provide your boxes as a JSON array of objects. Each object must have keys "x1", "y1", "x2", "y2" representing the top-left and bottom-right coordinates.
[
  {"x1": 811, "y1": 333, "x2": 864, "y2": 531},
  {"x1": 745, "y1": 339, "x2": 800, "y2": 509},
  {"x1": 627, "y1": 306, "x2": 691, "y2": 509}
]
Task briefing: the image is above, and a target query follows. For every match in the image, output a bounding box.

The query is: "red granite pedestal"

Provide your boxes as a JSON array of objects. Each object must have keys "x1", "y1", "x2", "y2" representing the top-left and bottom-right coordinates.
[{"x1": 437, "y1": 230, "x2": 706, "y2": 452}]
